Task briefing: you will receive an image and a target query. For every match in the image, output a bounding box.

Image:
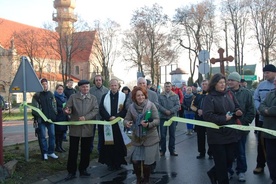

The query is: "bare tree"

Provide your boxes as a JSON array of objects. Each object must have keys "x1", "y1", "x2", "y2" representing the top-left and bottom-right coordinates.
[
  {"x1": 43, "y1": 20, "x2": 94, "y2": 85},
  {"x1": 90, "y1": 19, "x2": 121, "y2": 83},
  {"x1": 122, "y1": 26, "x2": 146, "y2": 75},
  {"x1": 13, "y1": 28, "x2": 49, "y2": 75},
  {"x1": 173, "y1": 0, "x2": 216, "y2": 83},
  {"x1": 249, "y1": 0, "x2": 276, "y2": 66},
  {"x1": 221, "y1": 0, "x2": 251, "y2": 74},
  {"x1": 130, "y1": 3, "x2": 178, "y2": 85}
]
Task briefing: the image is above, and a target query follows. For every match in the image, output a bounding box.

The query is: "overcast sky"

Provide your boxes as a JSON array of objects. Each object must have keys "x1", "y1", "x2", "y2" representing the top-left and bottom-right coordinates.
[{"x1": 0, "y1": 0, "x2": 195, "y2": 28}]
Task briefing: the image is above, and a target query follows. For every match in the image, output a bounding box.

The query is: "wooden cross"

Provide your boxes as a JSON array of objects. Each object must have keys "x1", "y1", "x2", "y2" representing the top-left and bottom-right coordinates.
[{"x1": 210, "y1": 48, "x2": 234, "y2": 75}]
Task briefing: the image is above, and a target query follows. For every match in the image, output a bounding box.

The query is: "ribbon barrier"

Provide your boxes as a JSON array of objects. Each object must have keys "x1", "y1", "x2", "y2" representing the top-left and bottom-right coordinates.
[
  {"x1": 20, "y1": 102, "x2": 52, "y2": 122},
  {"x1": 20, "y1": 102, "x2": 122, "y2": 126},
  {"x1": 21, "y1": 102, "x2": 276, "y2": 136},
  {"x1": 164, "y1": 116, "x2": 276, "y2": 137}
]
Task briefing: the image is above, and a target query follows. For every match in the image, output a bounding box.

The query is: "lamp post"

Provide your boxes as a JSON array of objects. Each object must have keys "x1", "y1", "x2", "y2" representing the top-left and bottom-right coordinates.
[{"x1": 224, "y1": 21, "x2": 229, "y2": 74}]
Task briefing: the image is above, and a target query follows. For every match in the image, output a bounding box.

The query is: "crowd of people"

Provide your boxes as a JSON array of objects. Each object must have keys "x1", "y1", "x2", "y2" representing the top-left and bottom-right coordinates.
[{"x1": 30, "y1": 64, "x2": 276, "y2": 184}]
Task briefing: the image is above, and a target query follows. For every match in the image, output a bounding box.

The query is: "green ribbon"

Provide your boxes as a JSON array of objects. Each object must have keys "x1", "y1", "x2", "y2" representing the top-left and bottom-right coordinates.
[
  {"x1": 22, "y1": 102, "x2": 276, "y2": 136},
  {"x1": 164, "y1": 116, "x2": 276, "y2": 136},
  {"x1": 21, "y1": 102, "x2": 121, "y2": 125},
  {"x1": 21, "y1": 101, "x2": 53, "y2": 122}
]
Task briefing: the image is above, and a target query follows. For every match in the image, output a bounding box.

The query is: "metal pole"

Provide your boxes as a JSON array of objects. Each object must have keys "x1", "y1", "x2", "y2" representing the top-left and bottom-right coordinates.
[
  {"x1": 22, "y1": 57, "x2": 29, "y2": 161},
  {"x1": 225, "y1": 21, "x2": 229, "y2": 74},
  {"x1": 0, "y1": 106, "x2": 3, "y2": 165}
]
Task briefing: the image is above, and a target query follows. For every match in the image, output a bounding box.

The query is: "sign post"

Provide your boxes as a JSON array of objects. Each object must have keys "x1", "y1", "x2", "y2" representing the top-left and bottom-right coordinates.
[
  {"x1": 198, "y1": 50, "x2": 210, "y2": 79},
  {"x1": 9, "y1": 56, "x2": 43, "y2": 161}
]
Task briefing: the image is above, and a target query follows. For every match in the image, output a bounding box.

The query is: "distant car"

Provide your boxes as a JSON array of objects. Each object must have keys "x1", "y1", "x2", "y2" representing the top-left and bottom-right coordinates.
[{"x1": 4, "y1": 101, "x2": 12, "y2": 110}]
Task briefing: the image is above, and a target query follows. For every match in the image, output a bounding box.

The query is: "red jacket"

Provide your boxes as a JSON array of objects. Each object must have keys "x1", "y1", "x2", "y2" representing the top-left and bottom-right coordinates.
[{"x1": 172, "y1": 87, "x2": 184, "y2": 105}]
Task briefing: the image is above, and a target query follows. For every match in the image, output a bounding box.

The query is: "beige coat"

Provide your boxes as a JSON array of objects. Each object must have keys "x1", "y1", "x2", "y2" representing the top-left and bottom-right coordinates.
[
  {"x1": 66, "y1": 93, "x2": 99, "y2": 137},
  {"x1": 124, "y1": 100, "x2": 160, "y2": 147}
]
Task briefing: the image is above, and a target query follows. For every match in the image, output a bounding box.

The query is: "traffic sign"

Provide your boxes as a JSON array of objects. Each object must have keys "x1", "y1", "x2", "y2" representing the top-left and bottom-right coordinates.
[
  {"x1": 198, "y1": 63, "x2": 210, "y2": 74},
  {"x1": 242, "y1": 75, "x2": 257, "y2": 81},
  {"x1": 198, "y1": 50, "x2": 210, "y2": 62},
  {"x1": 9, "y1": 56, "x2": 43, "y2": 93},
  {"x1": 9, "y1": 56, "x2": 43, "y2": 161}
]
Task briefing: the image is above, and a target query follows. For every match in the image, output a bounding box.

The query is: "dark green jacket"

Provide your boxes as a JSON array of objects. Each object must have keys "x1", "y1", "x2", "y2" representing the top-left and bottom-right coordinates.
[
  {"x1": 230, "y1": 87, "x2": 256, "y2": 126},
  {"x1": 259, "y1": 90, "x2": 276, "y2": 139}
]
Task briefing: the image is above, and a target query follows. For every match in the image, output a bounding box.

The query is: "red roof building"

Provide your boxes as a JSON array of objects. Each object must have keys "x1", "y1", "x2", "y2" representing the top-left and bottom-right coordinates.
[{"x1": 0, "y1": 18, "x2": 102, "y2": 102}]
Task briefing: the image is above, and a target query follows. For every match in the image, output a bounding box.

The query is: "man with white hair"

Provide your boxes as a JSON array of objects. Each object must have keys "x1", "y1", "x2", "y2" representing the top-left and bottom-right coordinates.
[{"x1": 126, "y1": 77, "x2": 159, "y2": 110}]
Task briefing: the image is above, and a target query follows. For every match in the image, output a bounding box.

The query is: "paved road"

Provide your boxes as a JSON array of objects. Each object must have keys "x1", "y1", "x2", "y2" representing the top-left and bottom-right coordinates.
[
  {"x1": 2, "y1": 119, "x2": 272, "y2": 184},
  {"x1": 3, "y1": 120, "x2": 36, "y2": 146},
  {"x1": 36, "y1": 123, "x2": 271, "y2": 184}
]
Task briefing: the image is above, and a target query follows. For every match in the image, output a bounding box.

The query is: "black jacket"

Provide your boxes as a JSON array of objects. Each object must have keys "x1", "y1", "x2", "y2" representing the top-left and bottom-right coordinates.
[
  {"x1": 64, "y1": 87, "x2": 76, "y2": 99},
  {"x1": 191, "y1": 91, "x2": 208, "y2": 120},
  {"x1": 32, "y1": 91, "x2": 57, "y2": 123},
  {"x1": 54, "y1": 92, "x2": 68, "y2": 132},
  {"x1": 202, "y1": 89, "x2": 240, "y2": 144}
]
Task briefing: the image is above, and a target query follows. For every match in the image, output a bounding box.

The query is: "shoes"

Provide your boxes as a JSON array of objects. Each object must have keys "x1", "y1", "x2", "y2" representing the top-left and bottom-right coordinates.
[
  {"x1": 80, "y1": 170, "x2": 90, "y2": 177},
  {"x1": 65, "y1": 173, "x2": 76, "y2": 181},
  {"x1": 186, "y1": 130, "x2": 193, "y2": 135},
  {"x1": 107, "y1": 166, "x2": 115, "y2": 171},
  {"x1": 60, "y1": 147, "x2": 66, "y2": 152},
  {"x1": 170, "y1": 152, "x2": 178, "y2": 156},
  {"x1": 43, "y1": 154, "x2": 48, "y2": 160},
  {"x1": 196, "y1": 154, "x2": 205, "y2": 159},
  {"x1": 114, "y1": 166, "x2": 122, "y2": 170},
  {"x1": 207, "y1": 170, "x2": 217, "y2": 184},
  {"x1": 208, "y1": 155, "x2": 214, "y2": 159},
  {"x1": 238, "y1": 173, "x2": 246, "y2": 182},
  {"x1": 47, "y1": 153, "x2": 58, "y2": 159},
  {"x1": 228, "y1": 172, "x2": 233, "y2": 180},
  {"x1": 253, "y1": 167, "x2": 264, "y2": 174},
  {"x1": 127, "y1": 131, "x2": 132, "y2": 134},
  {"x1": 55, "y1": 147, "x2": 63, "y2": 153},
  {"x1": 160, "y1": 152, "x2": 165, "y2": 156}
]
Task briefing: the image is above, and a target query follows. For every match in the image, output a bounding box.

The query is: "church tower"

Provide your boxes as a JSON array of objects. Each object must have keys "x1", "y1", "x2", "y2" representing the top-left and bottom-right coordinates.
[{"x1": 52, "y1": 0, "x2": 77, "y2": 35}]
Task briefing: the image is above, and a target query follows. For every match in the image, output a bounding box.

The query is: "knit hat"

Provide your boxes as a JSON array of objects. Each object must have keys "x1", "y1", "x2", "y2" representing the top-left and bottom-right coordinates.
[
  {"x1": 40, "y1": 78, "x2": 48, "y2": 83},
  {"x1": 263, "y1": 64, "x2": 276, "y2": 72},
  {"x1": 228, "y1": 72, "x2": 241, "y2": 82}
]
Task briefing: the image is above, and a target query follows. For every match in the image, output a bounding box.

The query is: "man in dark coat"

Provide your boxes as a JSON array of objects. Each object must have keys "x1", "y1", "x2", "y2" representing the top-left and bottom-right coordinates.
[
  {"x1": 32, "y1": 78, "x2": 58, "y2": 160},
  {"x1": 98, "y1": 79, "x2": 128, "y2": 171},
  {"x1": 191, "y1": 80, "x2": 212, "y2": 159},
  {"x1": 227, "y1": 72, "x2": 255, "y2": 182}
]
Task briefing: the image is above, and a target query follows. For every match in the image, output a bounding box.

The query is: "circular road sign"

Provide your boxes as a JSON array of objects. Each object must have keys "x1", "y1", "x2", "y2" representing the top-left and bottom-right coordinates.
[
  {"x1": 198, "y1": 50, "x2": 210, "y2": 62},
  {"x1": 198, "y1": 62, "x2": 210, "y2": 74}
]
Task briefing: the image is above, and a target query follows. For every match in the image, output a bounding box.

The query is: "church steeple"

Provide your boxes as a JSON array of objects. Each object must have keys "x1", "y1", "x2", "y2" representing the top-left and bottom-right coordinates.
[{"x1": 52, "y1": 0, "x2": 77, "y2": 35}]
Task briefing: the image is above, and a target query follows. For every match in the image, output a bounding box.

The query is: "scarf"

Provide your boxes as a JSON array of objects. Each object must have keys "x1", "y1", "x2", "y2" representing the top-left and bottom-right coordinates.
[
  {"x1": 103, "y1": 91, "x2": 126, "y2": 145},
  {"x1": 54, "y1": 91, "x2": 66, "y2": 103},
  {"x1": 129, "y1": 99, "x2": 152, "y2": 141}
]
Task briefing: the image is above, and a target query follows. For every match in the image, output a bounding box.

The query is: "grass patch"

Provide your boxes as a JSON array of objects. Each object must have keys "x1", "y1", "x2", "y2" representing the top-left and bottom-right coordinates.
[
  {"x1": 2, "y1": 110, "x2": 32, "y2": 121},
  {"x1": 3, "y1": 136, "x2": 99, "y2": 184}
]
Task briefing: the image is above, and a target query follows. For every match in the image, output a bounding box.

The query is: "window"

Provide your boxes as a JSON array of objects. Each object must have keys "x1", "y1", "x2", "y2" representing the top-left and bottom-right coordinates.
[{"x1": 75, "y1": 66, "x2": 79, "y2": 75}]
